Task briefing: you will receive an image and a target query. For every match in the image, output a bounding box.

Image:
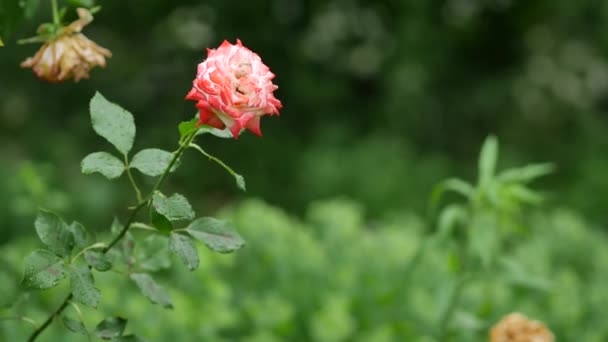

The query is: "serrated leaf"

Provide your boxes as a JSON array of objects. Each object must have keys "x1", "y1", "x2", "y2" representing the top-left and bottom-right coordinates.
[
  {"x1": 95, "y1": 317, "x2": 127, "y2": 339},
  {"x1": 81, "y1": 152, "x2": 125, "y2": 179},
  {"x1": 108, "y1": 219, "x2": 135, "y2": 268},
  {"x1": 84, "y1": 250, "x2": 112, "y2": 272},
  {"x1": 62, "y1": 316, "x2": 87, "y2": 335},
  {"x1": 68, "y1": 221, "x2": 91, "y2": 250},
  {"x1": 136, "y1": 235, "x2": 170, "y2": 272},
  {"x1": 22, "y1": 250, "x2": 66, "y2": 289},
  {"x1": 90, "y1": 92, "x2": 136, "y2": 155},
  {"x1": 69, "y1": 264, "x2": 100, "y2": 308},
  {"x1": 130, "y1": 149, "x2": 175, "y2": 177},
  {"x1": 186, "y1": 217, "x2": 245, "y2": 253},
  {"x1": 130, "y1": 273, "x2": 173, "y2": 308},
  {"x1": 169, "y1": 233, "x2": 199, "y2": 271},
  {"x1": 478, "y1": 135, "x2": 498, "y2": 185},
  {"x1": 35, "y1": 210, "x2": 74, "y2": 257},
  {"x1": 150, "y1": 207, "x2": 173, "y2": 234},
  {"x1": 152, "y1": 192, "x2": 195, "y2": 222}
]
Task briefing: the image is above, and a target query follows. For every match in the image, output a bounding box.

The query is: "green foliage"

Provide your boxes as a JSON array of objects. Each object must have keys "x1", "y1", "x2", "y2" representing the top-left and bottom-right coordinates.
[
  {"x1": 81, "y1": 152, "x2": 126, "y2": 180},
  {"x1": 62, "y1": 316, "x2": 87, "y2": 335},
  {"x1": 69, "y1": 264, "x2": 101, "y2": 308},
  {"x1": 95, "y1": 317, "x2": 127, "y2": 339},
  {"x1": 90, "y1": 92, "x2": 136, "y2": 156},
  {"x1": 130, "y1": 149, "x2": 176, "y2": 177},
  {"x1": 84, "y1": 250, "x2": 112, "y2": 272},
  {"x1": 22, "y1": 249, "x2": 65, "y2": 289},
  {"x1": 152, "y1": 192, "x2": 195, "y2": 222},
  {"x1": 130, "y1": 273, "x2": 173, "y2": 309},
  {"x1": 3, "y1": 199, "x2": 608, "y2": 341},
  {"x1": 34, "y1": 210, "x2": 74, "y2": 257},
  {"x1": 185, "y1": 217, "x2": 245, "y2": 253},
  {"x1": 169, "y1": 232, "x2": 199, "y2": 271}
]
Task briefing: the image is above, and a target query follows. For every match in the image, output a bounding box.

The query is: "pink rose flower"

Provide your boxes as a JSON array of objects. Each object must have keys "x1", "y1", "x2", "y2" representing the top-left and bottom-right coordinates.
[
  {"x1": 21, "y1": 8, "x2": 111, "y2": 82},
  {"x1": 185, "y1": 39, "x2": 282, "y2": 139}
]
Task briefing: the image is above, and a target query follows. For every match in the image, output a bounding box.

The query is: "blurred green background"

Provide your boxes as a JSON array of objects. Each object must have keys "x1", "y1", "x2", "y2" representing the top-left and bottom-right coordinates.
[{"x1": 1, "y1": 0, "x2": 608, "y2": 341}]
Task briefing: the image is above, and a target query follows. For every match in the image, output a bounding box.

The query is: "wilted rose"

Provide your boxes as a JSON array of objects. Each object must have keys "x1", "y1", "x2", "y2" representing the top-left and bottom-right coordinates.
[
  {"x1": 490, "y1": 312, "x2": 554, "y2": 342},
  {"x1": 185, "y1": 39, "x2": 282, "y2": 139},
  {"x1": 21, "y1": 8, "x2": 111, "y2": 82}
]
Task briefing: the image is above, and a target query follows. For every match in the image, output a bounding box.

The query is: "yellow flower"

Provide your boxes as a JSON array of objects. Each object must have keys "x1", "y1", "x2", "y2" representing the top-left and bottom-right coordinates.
[
  {"x1": 490, "y1": 312, "x2": 554, "y2": 342},
  {"x1": 21, "y1": 8, "x2": 111, "y2": 82}
]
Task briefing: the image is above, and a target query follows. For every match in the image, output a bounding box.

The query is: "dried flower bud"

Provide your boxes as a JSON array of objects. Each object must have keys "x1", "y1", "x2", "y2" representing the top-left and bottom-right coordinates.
[
  {"x1": 21, "y1": 8, "x2": 111, "y2": 82},
  {"x1": 490, "y1": 312, "x2": 554, "y2": 342}
]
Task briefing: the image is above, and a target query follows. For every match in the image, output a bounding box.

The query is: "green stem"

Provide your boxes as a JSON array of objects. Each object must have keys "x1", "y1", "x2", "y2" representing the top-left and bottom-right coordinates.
[
  {"x1": 0, "y1": 316, "x2": 38, "y2": 329},
  {"x1": 70, "y1": 242, "x2": 107, "y2": 264},
  {"x1": 27, "y1": 294, "x2": 72, "y2": 341},
  {"x1": 28, "y1": 131, "x2": 197, "y2": 341},
  {"x1": 188, "y1": 143, "x2": 240, "y2": 179},
  {"x1": 51, "y1": 0, "x2": 59, "y2": 25},
  {"x1": 68, "y1": 302, "x2": 92, "y2": 342},
  {"x1": 124, "y1": 155, "x2": 143, "y2": 203},
  {"x1": 437, "y1": 276, "x2": 469, "y2": 339}
]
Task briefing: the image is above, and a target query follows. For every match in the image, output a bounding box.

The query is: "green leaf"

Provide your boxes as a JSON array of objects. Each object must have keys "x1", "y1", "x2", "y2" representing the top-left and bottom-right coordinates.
[
  {"x1": 150, "y1": 208, "x2": 173, "y2": 234},
  {"x1": 35, "y1": 210, "x2": 74, "y2": 257},
  {"x1": 95, "y1": 317, "x2": 127, "y2": 340},
  {"x1": 0, "y1": 37, "x2": 3, "y2": 47},
  {"x1": 22, "y1": 249, "x2": 66, "y2": 289},
  {"x1": 68, "y1": 221, "x2": 91, "y2": 250},
  {"x1": 169, "y1": 233, "x2": 199, "y2": 271},
  {"x1": 498, "y1": 163, "x2": 554, "y2": 184},
  {"x1": 108, "y1": 219, "x2": 135, "y2": 266},
  {"x1": 90, "y1": 92, "x2": 136, "y2": 155},
  {"x1": 62, "y1": 316, "x2": 87, "y2": 335},
  {"x1": 130, "y1": 273, "x2": 173, "y2": 309},
  {"x1": 84, "y1": 250, "x2": 112, "y2": 272},
  {"x1": 69, "y1": 264, "x2": 100, "y2": 308},
  {"x1": 429, "y1": 178, "x2": 474, "y2": 214},
  {"x1": 469, "y1": 214, "x2": 498, "y2": 268},
  {"x1": 508, "y1": 185, "x2": 544, "y2": 205},
  {"x1": 178, "y1": 118, "x2": 198, "y2": 140},
  {"x1": 437, "y1": 204, "x2": 469, "y2": 239},
  {"x1": 478, "y1": 135, "x2": 498, "y2": 185},
  {"x1": 137, "y1": 235, "x2": 171, "y2": 272},
  {"x1": 130, "y1": 149, "x2": 175, "y2": 177},
  {"x1": 152, "y1": 192, "x2": 195, "y2": 222},
  {"x1": 185, "y1": 217, "x2": 245, "y2": 253},
  {"x1": 114, "y1": 335, "x2": 147, "y2": 342},
  {"x1": 81, "y1": 152, "x2": 125, "y2": 179}
]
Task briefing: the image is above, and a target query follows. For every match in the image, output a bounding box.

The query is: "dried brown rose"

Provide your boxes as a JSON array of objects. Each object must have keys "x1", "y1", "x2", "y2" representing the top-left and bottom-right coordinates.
[{"x1": 21, "y1": 8, "x2": 111, "y2": 82}]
